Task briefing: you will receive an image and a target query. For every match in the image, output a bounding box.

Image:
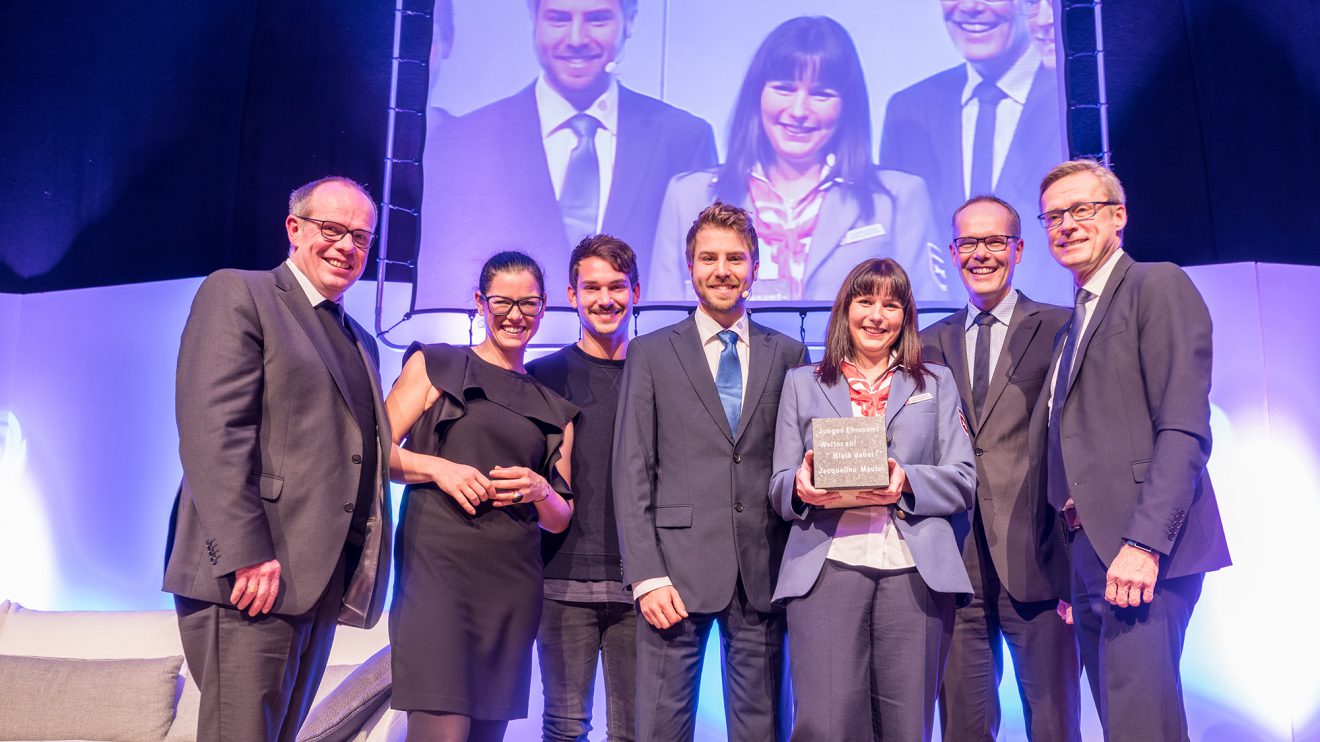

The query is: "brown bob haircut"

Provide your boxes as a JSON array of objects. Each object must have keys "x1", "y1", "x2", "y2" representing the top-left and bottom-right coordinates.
[{"x1": 816, "y1": 258, "x2": 932, "y2": 391}]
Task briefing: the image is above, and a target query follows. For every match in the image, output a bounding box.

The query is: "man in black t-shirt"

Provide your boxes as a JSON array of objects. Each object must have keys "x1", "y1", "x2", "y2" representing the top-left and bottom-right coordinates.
[{"x1": 528, "y1": 234, "x2": 641, "y2": 742}]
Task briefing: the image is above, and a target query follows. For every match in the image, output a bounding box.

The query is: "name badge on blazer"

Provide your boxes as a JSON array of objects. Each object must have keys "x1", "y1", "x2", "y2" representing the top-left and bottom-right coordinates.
[
  {"x1": 840, "y1": 223, "x2": 887, "y2": 245},
  {"x1": 905, "y1": 392, "x2": 934, "y2": 405}
]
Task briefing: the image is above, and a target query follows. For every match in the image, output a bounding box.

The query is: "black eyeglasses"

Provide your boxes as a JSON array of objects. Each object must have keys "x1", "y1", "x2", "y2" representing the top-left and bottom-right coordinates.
[
  {"x1": 295, "y1": 216, "x2": 375, "y2": 250},
  {"x1": 1037, "y1": 201, "x2": 1120, "y2": 230},
  {"x1": 952, "y1": 235, "x2": 1019, "y2": 254},
  {"x1": 482, "y1": 294, "x2": 546, "y2": 317}
]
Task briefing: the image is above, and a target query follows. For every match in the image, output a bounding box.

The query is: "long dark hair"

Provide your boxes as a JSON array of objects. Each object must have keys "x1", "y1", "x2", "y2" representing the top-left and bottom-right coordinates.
[
  {"x1": 816, "y1": 258, "x2": 931, "y2": 391},
  {"x1": 716, "y1": 16, "x2": 880, "y2": 218}
]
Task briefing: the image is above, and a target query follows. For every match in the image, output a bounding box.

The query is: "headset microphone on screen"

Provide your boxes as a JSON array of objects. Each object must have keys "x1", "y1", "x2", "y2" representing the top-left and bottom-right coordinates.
[{"x1": 604, "y1": 61, "x2": 618, "y2": 74}]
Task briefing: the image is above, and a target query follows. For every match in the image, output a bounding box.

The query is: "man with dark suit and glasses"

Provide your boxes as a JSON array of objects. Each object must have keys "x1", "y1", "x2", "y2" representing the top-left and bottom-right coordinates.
[
  {"x1": 921, "y1": 195, "x2": 1081, "y2": 741},
  {"x1": 613, "y1": 202, "x2": 805, "y2": 741},
  {"x1": 164, "y1": 177, "x2": 392, "y2": 742},
  {"x1": 1031, "y1": 159, "x2": 1230, "y2": 740},
  {"x1": 418, "y1": 0, "x2": 716, "y2": 309}
]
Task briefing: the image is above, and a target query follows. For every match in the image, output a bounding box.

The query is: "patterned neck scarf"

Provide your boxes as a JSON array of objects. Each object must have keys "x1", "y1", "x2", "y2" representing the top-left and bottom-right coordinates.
[
  {"x1": 746, "y1": 158, "x2": 839, "y2": 300},
  {"x1": 841, "y1": 359, "x2": 898, "y2": 418}
]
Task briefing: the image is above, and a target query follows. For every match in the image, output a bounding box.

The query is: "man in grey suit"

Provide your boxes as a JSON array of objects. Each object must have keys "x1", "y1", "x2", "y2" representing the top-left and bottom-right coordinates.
[
  {"x1": 613, "y1": 202, "x2": 806, "y2": 741},
  {"x1": 163, "y1": 177, "x2": 393, "y2": 742},
  {"x1": 1033, "y1": 160, "x2": 1231, "y2": 740},
  {"x1": 920, "y1": 195, "x2": 1080, "y2": 741}
]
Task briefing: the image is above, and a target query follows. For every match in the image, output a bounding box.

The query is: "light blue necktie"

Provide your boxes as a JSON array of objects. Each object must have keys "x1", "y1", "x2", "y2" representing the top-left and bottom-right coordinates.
[
  {"x1": 715, "y1": 329, "x2": 742, "y2": 435},
  {"x1": 560, "y1": 113, "x2": 601, "y2": 244}
]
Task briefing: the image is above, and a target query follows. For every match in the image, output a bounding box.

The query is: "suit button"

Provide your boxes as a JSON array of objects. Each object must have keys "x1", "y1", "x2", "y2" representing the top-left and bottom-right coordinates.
[
  {"x1": 974, "y1": 447, "x2": 984, "y2": 457},
  {"x1": 351, "y1": 454, "x2": 362, "y2": 464},
  {"x1": 344, "y1": 503, "x2": 355, "y2": 513},
  {"x1": 733, "y1": 454, "x2": 742, "y2": 463},
  {"x1": 896, "y1": 510, "x2": 907, "y2": 520},
  {"x1": 734, "y1": 503, "x2": 745, "y2": 513}
]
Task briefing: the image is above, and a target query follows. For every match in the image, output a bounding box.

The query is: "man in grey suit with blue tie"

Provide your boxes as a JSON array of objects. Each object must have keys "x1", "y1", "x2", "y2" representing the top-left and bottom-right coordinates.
[
  {"x1": 164, "y1": 177, "x2": 392, "y2": 741},
  {"x1": 921, "y1": 195, "x2": 1080, "y2": 741},
  {"x1": 1033, "y1": 160, "x2": 1231, "y2": 740},
  {"x1": 613, "y1": 202, "x2": 806, "y2": 741}
]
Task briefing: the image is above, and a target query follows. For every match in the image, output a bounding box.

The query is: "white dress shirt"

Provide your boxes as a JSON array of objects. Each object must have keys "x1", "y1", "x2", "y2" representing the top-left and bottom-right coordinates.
[
  {"x1": 1048, "y1": 247, "x2": 1126, "y2": 414},
  {"x1": 960, "y1": 47, "x2": 1041, "y2": 197},
  {"x1": 964, "y1": 288, "x2": 1020, "y2": 383},
  {"x1": 632, "y1": 306, "x2": 751, "y2": 601},
  {"x1": 536, "y1": 75, "x2": 619, "y2": 233},
  {"x1": 285, "y1": 258, "x2": 339, "y2": 307}
]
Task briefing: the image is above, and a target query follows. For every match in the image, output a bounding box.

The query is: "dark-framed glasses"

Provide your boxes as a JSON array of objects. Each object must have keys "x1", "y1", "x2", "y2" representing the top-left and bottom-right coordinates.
[
  {"x1": 1037, "y1": 201, "x2": 1120, "y2": 230},
  {"x1": 295, "y1": 216, "x2": 375, "y2": 250},
  {"x1": 482, "y1": 294, "x2": 546, "y2": 317},
  {"x1": 953, "y1": 235, "x2": 1018, "y2": 253}
]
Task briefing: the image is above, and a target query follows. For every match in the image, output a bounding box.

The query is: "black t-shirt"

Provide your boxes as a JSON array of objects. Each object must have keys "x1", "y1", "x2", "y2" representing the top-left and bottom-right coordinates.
[{"x1": 527, "y1": 343, "x2": 626, "y2": 581}]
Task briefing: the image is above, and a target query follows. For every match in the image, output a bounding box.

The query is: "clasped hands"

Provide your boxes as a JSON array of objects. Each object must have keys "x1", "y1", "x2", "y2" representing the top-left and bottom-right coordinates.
[
  {"x1": 432, "y1": 459, "x2": 552, "y2": 515},
  {"x1": 794, "y1": 449, "x2": 907, "y2": 507}
]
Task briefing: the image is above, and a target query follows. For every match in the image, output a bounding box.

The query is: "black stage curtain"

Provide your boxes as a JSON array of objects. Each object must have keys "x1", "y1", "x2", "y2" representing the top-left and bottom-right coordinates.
[
  {"x1": 0, "y1": 2, "x2": 393, "y2": 293},
  {"x1": 1097, "y1": 0, "x2": 1319, "y2": 267}
]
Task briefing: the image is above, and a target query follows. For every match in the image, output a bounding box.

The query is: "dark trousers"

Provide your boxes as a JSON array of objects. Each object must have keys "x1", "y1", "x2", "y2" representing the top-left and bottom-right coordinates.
[
  {"x1": 175, "y1": 554, "x2": 346, "y2": 742},
  {"x1": 1070, "y1": 528, "x2": 1203, "y2": 742},
  {"x1": 634, "y1": 577, "x2": 783, "y2": 742},
  {"x1": 537, "y1": 598, "x2": 638, "y2": 742},
  {"x1": 786, "y1": 561, "x2": 954, "y2": 742},
  {"x1": 939, "y1": 511, "x2": 1081, "y2": 741}
]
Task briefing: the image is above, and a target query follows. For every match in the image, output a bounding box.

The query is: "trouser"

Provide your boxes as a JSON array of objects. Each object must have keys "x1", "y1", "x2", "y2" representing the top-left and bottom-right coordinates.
[{"x1": 537, "y1": 598, "x2": 638, "y2": 741}]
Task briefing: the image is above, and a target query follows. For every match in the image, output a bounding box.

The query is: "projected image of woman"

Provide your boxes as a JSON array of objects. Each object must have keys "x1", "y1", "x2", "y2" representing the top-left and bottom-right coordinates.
[
  {"x1": 769, "y1": 258, "x2": 975, "y2": 740},
  {"x1": 385, "y1": 251, "x2": 577, "y2": 742},
  {"x1": 649, "y1": 16, "x2": 950, "y2": 303}
]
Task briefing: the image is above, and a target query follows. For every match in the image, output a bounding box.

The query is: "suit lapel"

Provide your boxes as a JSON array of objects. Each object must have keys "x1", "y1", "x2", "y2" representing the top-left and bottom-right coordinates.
[
  {"x1": 510, "y1": 85, "x2": 572, "y2": 250},
  {"x1": 1000, "y1": 64, "x2": 1059, "y2": 194},
  {"x1": 938, "y1": 310, "x2": 973, "y2": 428},
  {"x1": 884, "y1": 369, "x2": 916, "y2": 430},
  {"x1": 936, "y1": 68, "x2": 968, "y2": 204},
  {"x1": 802, "y1": 188, "x2": 858, "y2": 287},
  {"x1": 980, "y1": 299, "x2": 1041, "y2": 424},
  {"x1": 1066, "y1": 253, "x2": 1133, "y2": 396},
  {"x1": 274, "y1": 264, "x2": 357, "y2": 413},
  {"x1": 818, "y1": 373, "x2": 852, "y2": 417},
  {"x1": 670, "y1": 317, "x2": 735, "y2": 442},
  {"x1": 603, "y1": 86, "x2": 652, "y2": 236},
  {"x1": 735, "y1": 324, "x2": 774, "y2": 442}
]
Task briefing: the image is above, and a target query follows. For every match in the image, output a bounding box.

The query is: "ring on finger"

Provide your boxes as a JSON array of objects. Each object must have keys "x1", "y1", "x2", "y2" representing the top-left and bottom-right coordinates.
[{"x1": 512, "y1": 492, "x2": 524, "y2": 503}]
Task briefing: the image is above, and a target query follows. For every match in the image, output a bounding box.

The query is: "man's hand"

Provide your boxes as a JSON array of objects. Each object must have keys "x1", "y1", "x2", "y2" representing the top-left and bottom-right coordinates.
[
  {"x1": 1105, "y1": 544, "x2": 1159, "y2": 608},
  {"x1": 231, "y1": 558, "x2": 281, "y2": 617},
  {"x1": 795, "y1": 450, "x2": 842, "y2": 507},
  {"x1": 639, "y1": 586, "x2": 689, "y2": 630},
  {"x1": 1056, "y1": 600, "x2": 1073, "y2": 625}
]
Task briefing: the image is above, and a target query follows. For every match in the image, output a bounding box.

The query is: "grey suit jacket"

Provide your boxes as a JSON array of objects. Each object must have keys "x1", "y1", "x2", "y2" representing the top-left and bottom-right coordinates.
[
  {"x1": 612, "y1": 315, "x2": 806, "y2": 615},
  {"x1": 768, "y1": 363, "x2": 977, "y2": 603},
  {"x1": 647, "y1": 168, "x2": 953, "y2": 303},
  {"x1": 1028, "y1": 253, "x2": 1231, "y2": 586},
  {"x1": 921, "y1": 294, "x2": 1071, "y2": 602},
  {"x1": 163, "y1": 263, "x2": 392, "y2": 628}
]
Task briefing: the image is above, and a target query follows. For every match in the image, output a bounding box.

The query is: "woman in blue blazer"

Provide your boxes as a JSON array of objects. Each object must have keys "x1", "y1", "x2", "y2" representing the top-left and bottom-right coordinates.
[{"x1": 769, "y1": 258, "x2": 975, "y2": 741}]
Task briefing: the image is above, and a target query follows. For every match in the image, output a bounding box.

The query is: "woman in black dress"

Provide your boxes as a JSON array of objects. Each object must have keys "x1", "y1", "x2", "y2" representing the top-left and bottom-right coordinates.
[{"x1": 386, "y1": 251, "x2": 577, "y2": 742}]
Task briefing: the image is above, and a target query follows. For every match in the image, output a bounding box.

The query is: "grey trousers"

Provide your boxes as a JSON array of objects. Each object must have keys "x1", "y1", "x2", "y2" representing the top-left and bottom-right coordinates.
[
  {"x1": 939, "y1": 510, "x2": 1081, "y2": 741},
  {"x1": 785, "y1": 561, "x2": 954, "y2": 742},
  {"x1": 175, "y1": 554, "x2": 346, "y2": 742}
]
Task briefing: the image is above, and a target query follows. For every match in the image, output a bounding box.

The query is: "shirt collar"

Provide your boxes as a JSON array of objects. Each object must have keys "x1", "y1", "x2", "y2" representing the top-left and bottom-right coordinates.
[
  {"x1": 1081, "y1": 247, "x2": 1126, "y2": 298},
  {"x1": 285, "y1": 258, "x2": 339, "y2": 308},
  {"x1": 694, "y1": 305, "x2": 749, "y2": 347},
  {"x1": 748, "y1": 153, "x2": 841, "y2": 192},
  {"x1": 961, "y1": 45, "x2": 1041, "y2": 107},
  {"x1": 964, "y1": 288, "x2": 1020, "y2": 331},
  {"x1": 535, "y1": 74, "x2": 620, "y2": 138}
]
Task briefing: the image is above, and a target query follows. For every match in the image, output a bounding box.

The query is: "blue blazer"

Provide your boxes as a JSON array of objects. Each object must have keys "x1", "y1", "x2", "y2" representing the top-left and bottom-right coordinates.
[{"x1": 769, "y1": 363, "x2": 977, "y2": 602}]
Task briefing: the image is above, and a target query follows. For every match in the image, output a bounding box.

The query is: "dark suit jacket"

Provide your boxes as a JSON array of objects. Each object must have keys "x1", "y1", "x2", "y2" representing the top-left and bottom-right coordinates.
[
  {"x1": 648, "y1": 168, "x2": 952, "y2": 303},
  {"x1": 768, "y1": 363, "x2": 977, "y2": 602},
  {"x1": 921, "y1": 293, "x2": 1071, "y2": 602},
  {"x1": 1028, "y1": 254, "x2": 1231, "y2": 586},
  {"x1": 163, "y1": 263, "x2": 393, "y2": 628},
  {"x1": 612, "y1": 315, "x2": 806, "y2": 614},
  {"x1": 879, "y1": 62, "x2": 1068, "y2": 296},
  {"x1": 417, "y1": 83, "x2": 716, "y2": 307}
]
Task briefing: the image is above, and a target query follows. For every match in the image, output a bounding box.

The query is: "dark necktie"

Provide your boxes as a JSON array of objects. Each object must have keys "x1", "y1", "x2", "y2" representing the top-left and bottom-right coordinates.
[
  {"x1": 971, "y1": 311, "x2": 995, "y2": 420},
  {"x1": 1046, "y1": 288, "x2": 1093, "y2": 510},
  {"x1": 316, "y1": 300, "x2": 378, "y2": 541},
  {"x1": 560, "y1": 113, "x2": 601, "y2": 244},
  {"x1": 715, "y1": 329, "x2": 743, "y2": 435},
  {"x1": 969, "y1": 81, "x2": 1008, "y2": 197}
]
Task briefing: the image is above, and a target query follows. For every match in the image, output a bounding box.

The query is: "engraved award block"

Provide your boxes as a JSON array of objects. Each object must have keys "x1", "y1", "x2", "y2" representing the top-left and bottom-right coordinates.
[{"x1": 811, "y1": 417, "x2": 889, "y2": 509}]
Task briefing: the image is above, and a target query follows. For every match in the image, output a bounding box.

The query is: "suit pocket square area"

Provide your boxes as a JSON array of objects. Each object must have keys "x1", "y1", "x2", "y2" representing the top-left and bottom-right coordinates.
[
  {"x1": 840, "y1": 223, "x2": 887, "y2": 245},
  {"x1": 905, "y1": 393, "x2": 934, "y2": 405},
  {"x1": 654, "y1": 505, "x2": 693, "y2": 528}
]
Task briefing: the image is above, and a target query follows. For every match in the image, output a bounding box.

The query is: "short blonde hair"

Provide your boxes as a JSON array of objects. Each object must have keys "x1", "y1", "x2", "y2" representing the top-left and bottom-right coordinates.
[{"x1": 1039, "y1": 159, "x2": 1127, "y2": 204}]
